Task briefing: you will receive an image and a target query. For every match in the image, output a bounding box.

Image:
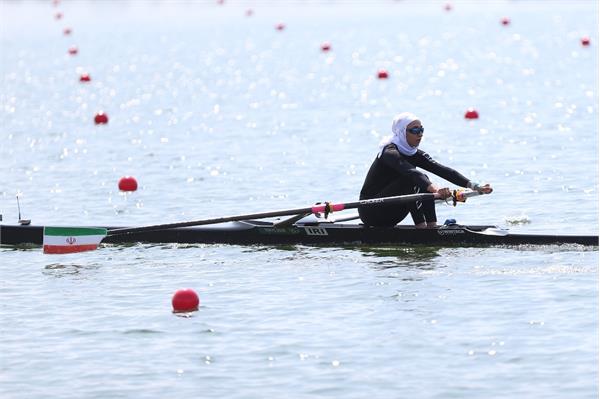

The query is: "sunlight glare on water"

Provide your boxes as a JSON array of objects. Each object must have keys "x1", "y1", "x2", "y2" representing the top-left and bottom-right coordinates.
[{"x1": 0, "y1": 1, "x2": 597, "y2": 398}]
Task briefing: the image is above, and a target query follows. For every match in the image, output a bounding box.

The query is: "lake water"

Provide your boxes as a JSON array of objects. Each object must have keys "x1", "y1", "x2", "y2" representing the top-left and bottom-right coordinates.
[{"x1": 1, "y1": 1, "x2": 598, "y2": 398}]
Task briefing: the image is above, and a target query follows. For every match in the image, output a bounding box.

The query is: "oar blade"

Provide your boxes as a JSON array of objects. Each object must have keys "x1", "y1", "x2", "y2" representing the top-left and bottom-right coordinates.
[{"x1": 43, "y1": 227, "x2": 107, "y2": 254}]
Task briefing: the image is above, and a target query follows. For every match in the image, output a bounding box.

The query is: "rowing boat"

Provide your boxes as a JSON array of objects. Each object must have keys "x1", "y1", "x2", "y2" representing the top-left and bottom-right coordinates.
[
  {"x1": 2, "y1": 191, "x2": 596, "y2": 251},
  {"x1": 1, "y1": 219, "x2": 597, "y2": 247}
]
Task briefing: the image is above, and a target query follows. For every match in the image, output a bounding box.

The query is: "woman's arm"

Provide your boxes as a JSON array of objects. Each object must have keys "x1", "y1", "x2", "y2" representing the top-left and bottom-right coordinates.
[
  {"x1": 414, "y1": 150, "x2": 471, "y2": 187},
  {"x1": 416, "y1": 151, "x2": 493, "y2": 194},
  {"x1": 379, "y1": 145, "x2": 432, "y2": 190}
]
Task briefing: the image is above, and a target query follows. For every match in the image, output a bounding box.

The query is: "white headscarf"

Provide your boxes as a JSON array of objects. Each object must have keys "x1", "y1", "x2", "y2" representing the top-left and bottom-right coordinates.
[{"x1": 378, "y1": 112, "x2": 420, "y2": 157}]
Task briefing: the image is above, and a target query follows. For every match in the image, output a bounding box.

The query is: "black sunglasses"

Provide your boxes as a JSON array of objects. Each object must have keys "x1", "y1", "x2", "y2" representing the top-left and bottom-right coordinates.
[{"x1": 407, "y1": 126, "x2": 424, "y2": 135}]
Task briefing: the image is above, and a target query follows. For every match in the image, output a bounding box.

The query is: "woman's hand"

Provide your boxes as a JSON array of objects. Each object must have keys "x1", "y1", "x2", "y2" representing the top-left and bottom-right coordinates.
[
  {"x1": 427, "y1": 184, "x2": 452, "y2": 199},
  {"x1": 426, "y1": 184, "x2": 439, "y2": 194},
  {"x1": 437, "y1": 187, "x2": 452, "y2": 199},
  {"x1": 475, "y1": 183, "x2": 493, "y2": 194}
]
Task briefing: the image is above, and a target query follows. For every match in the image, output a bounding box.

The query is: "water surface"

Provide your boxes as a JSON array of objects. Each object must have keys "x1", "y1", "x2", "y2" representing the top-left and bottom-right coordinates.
[{"x1": 1, "y1": 1, "x2": 598, "y2": 398}]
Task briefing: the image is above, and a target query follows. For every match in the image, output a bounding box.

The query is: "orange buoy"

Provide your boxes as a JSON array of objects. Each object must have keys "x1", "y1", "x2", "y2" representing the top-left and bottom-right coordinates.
[
  {"x1": 377, "y1": 69, "x2": 389, "y2": 79},
  {"x1": 94, "y1": 112, "x2": 109, "y2": 124},
  {"x1": 464, "y1": 108, "x2": 479, "y2": 119},
  {"x1": 172, "y1": 289, "x2": 200, "y2": 312},
  {"x1": 118, "y1": 176, "x2": 138, "y2": 192}
]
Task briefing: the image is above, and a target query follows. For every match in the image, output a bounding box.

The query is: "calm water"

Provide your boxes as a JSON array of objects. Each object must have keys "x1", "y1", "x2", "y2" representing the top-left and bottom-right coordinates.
[{"x1": 1, "y1": 1, "x2": 598, "y2": 398}]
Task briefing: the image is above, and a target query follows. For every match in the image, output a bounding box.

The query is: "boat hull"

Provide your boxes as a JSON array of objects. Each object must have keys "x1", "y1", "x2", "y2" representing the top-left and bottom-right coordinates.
[{"x1": 1, "y1": 222, "x2": 597, "y2": 247}]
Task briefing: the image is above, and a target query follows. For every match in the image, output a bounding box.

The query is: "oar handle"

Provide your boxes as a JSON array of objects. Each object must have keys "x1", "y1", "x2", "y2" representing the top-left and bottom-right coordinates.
[{"x1": 452, "y1": 189, "x2": 481, "y2": 205}]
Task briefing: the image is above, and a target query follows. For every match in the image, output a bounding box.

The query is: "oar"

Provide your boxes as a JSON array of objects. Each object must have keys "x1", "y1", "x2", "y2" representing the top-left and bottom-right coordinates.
[
  {"x1": 108, "y1": 189, "x2": 480, "y2": 236},
  {"x1": 42, "y1": 190, "x2": 483, "y2": 254}
]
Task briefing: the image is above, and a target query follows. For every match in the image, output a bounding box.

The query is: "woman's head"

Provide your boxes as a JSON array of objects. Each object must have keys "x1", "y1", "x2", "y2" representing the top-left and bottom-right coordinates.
[
  {"x1": 405, "y1": 119, "x2": 424, "y2": 147},
  {"x1": 391, "y1": 112, "x2": 423, "y2": 149}
]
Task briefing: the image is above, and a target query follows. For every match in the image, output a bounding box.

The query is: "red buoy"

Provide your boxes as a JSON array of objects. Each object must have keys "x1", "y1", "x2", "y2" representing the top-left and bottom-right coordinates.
[
  {"x1": 68, "y1": 46, "x2": 78, "y2": 55},
  {"x1": 581, "y1": 36, "x2": 591, "y2": 46},
  {"x1": 321, "y1": 42, "x2": 331, "y2": 52},
  {"x1": 94, "y1": 112, "x2": 109, "y2": 124},
  {"x1": 444, "y1": 3, "x2": 453, "y2": 11},
  {"x1": 63, "y1": 27, "x2": 72, "y2": 35},
  {"x1": 118, "y1": 176, "x2": 138, "y2": 192},
  {"x1": 55, "y1": 12, "x2": 63, "y2": 20},
  {"x1": 377, "y1": 69, "x2": 389, "y2": 79},
  {"x1": 79, "y1": 73, "x2": 91, "y2": 82},
  {"x1": 275, "y1": 22, "x2": 285, "y2": 31},
  {"x1": 172, "y1": 289, "x2": 200, "y2": 312},
  {"x1": 501, "y1": 17, "x2": 510, "y2": 26},
  {"x1": 245, "y1": 9, "x2": 254, "y2": 17},
  {"x1": 464, "y1": 108, "x2": 479, "y2": 119}
]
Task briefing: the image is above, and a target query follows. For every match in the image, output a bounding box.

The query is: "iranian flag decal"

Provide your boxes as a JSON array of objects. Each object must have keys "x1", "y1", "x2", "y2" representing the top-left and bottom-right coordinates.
[{"x1": 43, "y1": 227, "x2": 107, "y2": 254}]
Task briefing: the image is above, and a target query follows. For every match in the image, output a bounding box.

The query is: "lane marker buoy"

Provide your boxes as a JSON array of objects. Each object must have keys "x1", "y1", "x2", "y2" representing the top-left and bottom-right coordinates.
[{"x1": 172, "y1": 289, "x2": 200, "y2": 312}]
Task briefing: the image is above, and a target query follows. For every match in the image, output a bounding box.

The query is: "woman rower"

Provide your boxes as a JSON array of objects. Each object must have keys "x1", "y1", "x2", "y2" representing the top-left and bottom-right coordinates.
[{"x1": 358, "y1": 112, "x2": 493, "y2": 228}]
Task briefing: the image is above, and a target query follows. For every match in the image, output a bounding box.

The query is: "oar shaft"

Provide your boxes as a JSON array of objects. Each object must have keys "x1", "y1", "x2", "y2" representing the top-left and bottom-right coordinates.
[
  {"x1": 108, "y1": 192, "x2": 440, "y2": 236},
  {"x1": 110, "y1": 205, "x2": 323, "y2": 235}
]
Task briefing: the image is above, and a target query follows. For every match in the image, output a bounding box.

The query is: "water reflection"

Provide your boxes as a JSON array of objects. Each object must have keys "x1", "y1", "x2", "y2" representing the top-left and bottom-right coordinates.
[
  {"x1": 357, "y1": 245, "x2": 442, "y2": 271},
  {"x1": 43, "y1": 262, "x2": 101, "y2": 278},
  {"x1": 214, "y1": 242, "x2": 443, "y2": 270},
  {"x1": 0, "y1": 245, "x2": 39, "y2": 252},
  {"x1": 241, "y1": 245, "x2": 298, "y2": 253},
  {"x1": 239, "y1": 243, "x2": 441, "y2": 255}
]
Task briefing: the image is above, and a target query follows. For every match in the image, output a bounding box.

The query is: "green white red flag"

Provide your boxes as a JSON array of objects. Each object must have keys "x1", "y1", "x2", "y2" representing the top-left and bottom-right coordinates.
[{"x1": 43, "y1": 227, "x2": 107, "y2": 254}]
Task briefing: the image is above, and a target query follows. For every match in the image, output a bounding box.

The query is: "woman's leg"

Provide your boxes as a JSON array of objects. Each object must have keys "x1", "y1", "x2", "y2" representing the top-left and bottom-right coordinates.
[
  {"x1": 359, "y1": 180, "x2": 413, "y2": 227},
  {"x1": 407, "y1": 186, "x2": 438, "y2": 227},
  {"x1": 422, "y1": 197, "x2": 437, "y2": 226}
]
